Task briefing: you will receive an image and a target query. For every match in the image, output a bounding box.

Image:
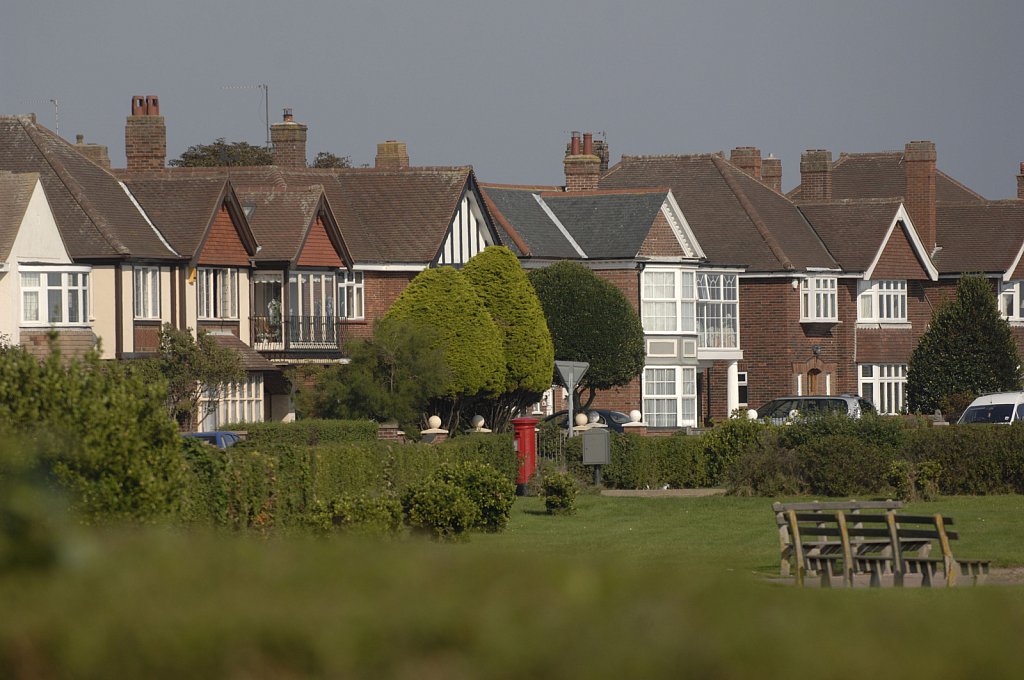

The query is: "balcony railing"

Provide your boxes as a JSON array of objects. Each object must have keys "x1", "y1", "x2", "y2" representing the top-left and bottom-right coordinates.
[{"x1": 251, "y1": 315, "x2": 341, "y2": 352}]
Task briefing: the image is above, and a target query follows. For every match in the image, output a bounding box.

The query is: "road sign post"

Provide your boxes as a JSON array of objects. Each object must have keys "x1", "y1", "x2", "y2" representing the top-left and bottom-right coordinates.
[{"x1": 554, "y1": 361, "x2": 589, "y2": 438}]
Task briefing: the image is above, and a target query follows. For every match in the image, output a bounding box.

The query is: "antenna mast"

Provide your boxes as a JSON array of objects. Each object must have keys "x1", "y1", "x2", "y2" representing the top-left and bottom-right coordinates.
[
  {"x1": 222, "y1": 83, "x2": 270, "y2": 147},
  {"x1": 49, "y1": 99, "x2": 59, "y2": 137}
]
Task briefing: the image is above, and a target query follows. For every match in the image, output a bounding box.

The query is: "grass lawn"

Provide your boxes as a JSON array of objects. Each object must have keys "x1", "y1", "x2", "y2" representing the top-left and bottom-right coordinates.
[{"x1": 2, "y1": 494, "x2": 1024, "y2": 678}]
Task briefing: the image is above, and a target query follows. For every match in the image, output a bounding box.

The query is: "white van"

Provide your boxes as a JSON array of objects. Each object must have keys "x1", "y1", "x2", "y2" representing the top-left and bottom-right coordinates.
[{"x1": 956, "y1": 392, "x2": 1024, "y2": 425}]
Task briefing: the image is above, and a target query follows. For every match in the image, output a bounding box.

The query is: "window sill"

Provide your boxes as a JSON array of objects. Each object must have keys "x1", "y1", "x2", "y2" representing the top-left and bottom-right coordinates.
[
  {"x1": 800, "y1": 319, "x2": 841, "y2": 325},
  {"x1": 338, "y1": 319, "x2": 369, "y2": 325},
  {"x1": 856, "y1": 322, "x2": 912, "y2": 330}
]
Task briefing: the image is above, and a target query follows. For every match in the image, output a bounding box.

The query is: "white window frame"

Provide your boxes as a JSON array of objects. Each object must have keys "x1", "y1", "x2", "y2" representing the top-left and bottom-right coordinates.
[
  {"x1": 339, "y1": 271, "x2": 365, "y2": 320},
  {"x1": 800, "y1": 277, "x2": 838, "y2": 322},
  {"x1": 857, "y1": 280, "x2": 907, "y2": 323},
  {"x1": 641, "y1": 267, "x2": 695, "y2": 334},
  {"x1": 999, "y1": 281, "x2": 1024, "y2": 321},
  {"x1": 20, "y1": 265, "x2": 91, "y2": 327},
  {"x1": 200, "y1": 373, "x2": 264, "y2": 430},
  {"x1": 197, "y1": 267, "x2": 239, "y2": 320},
  {"x1": 643, "y1": 366, "x2": 697, "y2": 428},
  {"x1": 737, "y1": 371, "x2": 748, "y2": 408},
  {"x1": 858, "y1": 363, "x2": 906, "y2": 415},
  {"x1": 134, "y1": 266, "x2": 161, "y2": 320},
  {"x1": 697, "y1": 272, "x2": 739, "y2": 349}
]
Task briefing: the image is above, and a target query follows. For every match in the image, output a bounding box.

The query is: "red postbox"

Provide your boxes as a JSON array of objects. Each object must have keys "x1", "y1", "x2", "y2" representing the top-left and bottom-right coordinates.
[{"x1": 511, "y1": 417, "x2": 539, "y2": 495}]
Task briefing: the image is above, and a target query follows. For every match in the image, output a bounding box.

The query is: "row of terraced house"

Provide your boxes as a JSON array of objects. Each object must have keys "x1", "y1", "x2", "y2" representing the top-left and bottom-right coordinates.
[{"x1": 3, "y1": 96, "x2": 1024, "y2": 429}]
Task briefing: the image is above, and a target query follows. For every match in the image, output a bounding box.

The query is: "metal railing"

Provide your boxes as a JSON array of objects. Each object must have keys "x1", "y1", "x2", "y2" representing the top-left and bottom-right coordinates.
[{"x1": 251, "y1": 315, "x2": 341, "y2": 352}]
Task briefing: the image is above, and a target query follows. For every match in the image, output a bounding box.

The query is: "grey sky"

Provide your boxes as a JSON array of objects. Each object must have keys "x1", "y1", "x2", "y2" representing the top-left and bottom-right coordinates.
[{"x1": 3, "y1": 0, "x2": 1023, "y2": 197}]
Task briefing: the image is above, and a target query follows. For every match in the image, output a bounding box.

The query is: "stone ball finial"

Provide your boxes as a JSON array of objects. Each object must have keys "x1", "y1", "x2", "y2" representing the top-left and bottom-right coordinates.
[
  {"x1": 471, "y1": 415, "x2": 485, "y2": 429},
  {"x1": 629, "y1": 409, "x2": 642, "y2": 423},
  {"x1": 428, "y1": 415, "x2": 442, "y2": 430},
  {"x1": 575, "y1": 413, "x2": 589, "y2": 427},
  {"x1": 588, "y1": 411, "x2": 600, "y2": 424}
]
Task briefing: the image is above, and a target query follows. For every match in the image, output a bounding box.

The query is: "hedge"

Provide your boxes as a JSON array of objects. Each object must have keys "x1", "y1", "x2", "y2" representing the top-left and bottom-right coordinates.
[{"x1": 234, "y1": 419, "x2": 379, "y2": 447}]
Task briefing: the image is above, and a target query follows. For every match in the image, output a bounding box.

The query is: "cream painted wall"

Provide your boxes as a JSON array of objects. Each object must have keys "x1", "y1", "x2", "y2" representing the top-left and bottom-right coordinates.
[
  {"x1": 238, "y1": 269, "x2": 251, "y2": 344},
  {"x1": 120, "y1": 266, "x2": 133, "y2": 353},
  {"x1": 160, "y1": 266, "x2": 173, "y2": 326},
  {"x1": 91, "y1": 266, "x2": 117, "y2": 359},
  {"x1": 2, "y1": 181, "x2": 73, "y2": 343},
  {"x1": 185, "y1": 267, "x2": 198, "y2": 336}
]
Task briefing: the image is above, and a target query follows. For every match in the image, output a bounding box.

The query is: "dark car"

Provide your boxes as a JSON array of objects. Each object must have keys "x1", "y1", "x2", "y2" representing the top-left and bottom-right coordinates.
[
  {"x1": 751, "y1": 395, "x2": 875, "y2": 424},
  {"x1": 182, "y1": 431, "x2": 242, "y2": 449},
  {"x1": 543, "y1": 409, "x2": 631, "y2": 433}
]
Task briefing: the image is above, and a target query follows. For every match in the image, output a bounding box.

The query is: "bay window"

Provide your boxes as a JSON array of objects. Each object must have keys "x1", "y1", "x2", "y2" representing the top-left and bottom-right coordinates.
[
  {"x1": 643, "y1": 366, "x2": 697, "y2": 427},
  {"x1": 200, "y1": 373, "x2": 264, "y2": 430},
  {"x1": 20, "y1": 266, "x2": 91, "y2": 326},
  {"x1": 857, "y1": 280, "x2": 906, "y2": 323},
  {"x1": 697, "y1": 273, "x2": 738, "y2": 348},
  {"x1": 197, "y1": 267, "x2": 238, "y2": 320},
  {"x1": 289, "y1": 271, "x2": 336, "y2": 344},
  {"x1": 800, "y1": 277, "x2": 837, "y2": 322},
  {"x1": 134, "y1": 266, "x2": 161, "y2": 319},
  {"x1": 641, "y1": 268, "x2": 695, "y2": 334},
  {"x1": 859, "y1": 364, "x2": 906, "y2": 415}
]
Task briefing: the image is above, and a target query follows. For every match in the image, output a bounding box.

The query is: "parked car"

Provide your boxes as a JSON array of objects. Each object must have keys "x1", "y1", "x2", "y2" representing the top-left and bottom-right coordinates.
[
  {"x1": 182, "y1": 431, "x2": 242, "y2": 449},
  {"x1": 956, "y1": 392, "x2": 1024, "y2": 425},
  {"x1": 543, "y1": 409, "x2": 631, "y2": 433},
  {"x1": 749, "y1": 395, "x2": 875, "y2": 423}
]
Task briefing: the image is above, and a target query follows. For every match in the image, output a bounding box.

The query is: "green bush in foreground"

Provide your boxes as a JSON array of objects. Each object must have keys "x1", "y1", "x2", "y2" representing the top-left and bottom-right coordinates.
[
  {"x1": 543, "y1": 471, "x2": 579, "y2": 515},
  {"x1": 307, "y1": 495, "x2": 404, "y2": 536},
  {"x1": 403, "y1": 477, "x2": 481, "y2": 541},
  {"x1": 430, "y1": 461, "x2": 516, "y2": 532}
]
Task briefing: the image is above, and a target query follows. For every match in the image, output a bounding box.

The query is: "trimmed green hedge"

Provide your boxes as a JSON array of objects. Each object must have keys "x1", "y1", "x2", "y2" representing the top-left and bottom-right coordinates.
[{"x1": 235, "y1": 419, "x2": 379, "y2": 446}]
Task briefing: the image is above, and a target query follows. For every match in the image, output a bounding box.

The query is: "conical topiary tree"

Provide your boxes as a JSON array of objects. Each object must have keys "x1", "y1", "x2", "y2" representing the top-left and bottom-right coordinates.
[
  {"x1": 907, "y1": 274, "x2": 1023, "y2": 416},
  {"x1": 384, "y1": 266, "x2": 505, "y2": 429},
  {"x1": 462, "y1": 246, "x2": 555, "y2": 430}
]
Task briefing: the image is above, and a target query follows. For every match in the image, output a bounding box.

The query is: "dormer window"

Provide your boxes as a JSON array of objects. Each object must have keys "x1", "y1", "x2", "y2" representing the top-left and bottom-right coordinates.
[
  {"x1": 857, "y1": 280, "x2": 906, "y2": 323},
  {"x1": 800, "y1": 277, "x2": 838, "y2": 322}
]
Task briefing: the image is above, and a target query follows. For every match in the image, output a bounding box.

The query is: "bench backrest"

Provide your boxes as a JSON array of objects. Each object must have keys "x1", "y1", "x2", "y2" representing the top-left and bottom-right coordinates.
[{"x1": 773, "y1": 500, "x2": 903, "y2": 569}]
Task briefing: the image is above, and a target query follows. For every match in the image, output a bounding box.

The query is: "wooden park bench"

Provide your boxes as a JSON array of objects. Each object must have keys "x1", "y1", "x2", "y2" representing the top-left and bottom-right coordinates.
[
  {"x1": 773, "y1": 500, "x2": 904, "y2": 577},
  {"x1": 775, "y1": 502, "x2": 991, "y2": 588}
]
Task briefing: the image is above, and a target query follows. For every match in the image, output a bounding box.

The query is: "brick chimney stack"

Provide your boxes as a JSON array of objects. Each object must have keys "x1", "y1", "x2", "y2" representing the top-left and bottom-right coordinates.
[
  {"x1": 125, "y1": 96, "x2": 166, "y2": 171},
  {"x1": 1017, "y1": 162, "x2": 1024, "y2": 200},
  {"x1": 904, "y1": 140, "x2": 937, "y2": 254},
  {"x1": 761, "y1": 155, "x2": 782, "y2": 193},
  {"x1": 375, "y1": 140, "x2": 410, "y2": 169},
  {"x1": 730, "y1": 147, "x2": 762, "y2": 179},
  {"x1": 75, "y1": 134, "x2": 111, "y2": 169},
  {"x1": 799, "y1": 149, "x2": 833, "y2": 202},
  {"x1": 270, "y1": 108, "x2": 308, "y2": 168},
  {"x1": 564, "y1": 131, "x2": 601, "y2": 192}
]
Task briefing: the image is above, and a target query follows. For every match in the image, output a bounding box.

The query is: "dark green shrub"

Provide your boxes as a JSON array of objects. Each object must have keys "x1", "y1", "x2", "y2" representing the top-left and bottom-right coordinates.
[
  {"x1": 439, "y1": 434, "x2": 518, "y2": 483},
  {"x1": 603, "y1": 434, "x2": 662, "y2": 490},
  {"x1": 307, "y1": 495, "x2": 404, "y2": 536},
  {"x1": 701, "y1": 418, "x2": 767, "y2": 485},
  {"x1": 797, "y1": 434, "x2": 895, "y2": 497},
  {"x1": 430, "y1": 461, "x2": 516, "y2": 532},
  {"x1": 543, "y1": 471, "x2": 579, "y2": 515},
  {"x1": 904, "y1": 425, "x2": 1024, "y2": 494},
  {"x1": 240, "y1": 420, "x2": 379, "y2": 447},
  {"x1": 402, "y1": 478, "x2": 481, "y2": 541},
  {"x1": 659, "y1": 435, "x2": 709, "y2": 489},
  {"x1": 724, "y1": 429, "x2": 805, "y2": 497},
  {"x1": 887, "y1": 460, "x2": 941, "y2": 502}
]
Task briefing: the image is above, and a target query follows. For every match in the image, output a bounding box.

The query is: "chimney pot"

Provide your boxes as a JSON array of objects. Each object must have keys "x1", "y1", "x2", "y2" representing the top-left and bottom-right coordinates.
[
  {"x1": 125, "y1": 95, "x2": 166, "y2": 171},
  {"x1": 730, "y1": 146, "x2": 762, "y2": 179},
  {"x1": 283, "y1": 108, "x2": 293, "y2": 122},
  {"x1": 904, "y1": 140, "x2": 937, "y2": 252},
  {"x1": 271, "y1": 110, "x2": 309, "y2": 168},
  {"x1": 583, "y1": 132, "x2": 593, "y2": 156},
  {"x1": 76, "y1": 134, "x2": 84, "y2": 144},
  {"x1": 570, "y1": 131, "x2": 581, "y2": 156}
]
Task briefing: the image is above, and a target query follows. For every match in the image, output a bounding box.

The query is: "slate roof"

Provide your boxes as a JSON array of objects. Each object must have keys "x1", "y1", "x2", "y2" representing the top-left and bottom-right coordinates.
[
  {"x1": 934, "y1": 201, "x2": 1024, "y2": 275},
  {"x1": 788, "y1": 152, "x2": 986, "y2": 203},
  {"x1": 543, "y1": 190, "x2": 671, "y2": 259},
  {"x1": 599, "y1": 154, "x2": 838, "y2": 272},
  {"x1": 0, "y1": 171, "x2": 39, "y2": 262},
  {"x1": 796, "y1": 200, "x2": 904, "y2": 273},
  {"x1": 479, "y1": 184, "x2": 579, "y2": 258},
  {"x1": 123, "y1": 175, "x2": 234, "y2": 258},
  {"x1": 0, "y1": 116, "x2": 178, "y2": 260}
]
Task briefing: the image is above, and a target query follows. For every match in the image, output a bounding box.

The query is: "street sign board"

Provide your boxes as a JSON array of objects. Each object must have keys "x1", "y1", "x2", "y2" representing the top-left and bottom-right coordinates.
[{"x1": 555, "y1": 361, "x2": 589, "y2": 391}]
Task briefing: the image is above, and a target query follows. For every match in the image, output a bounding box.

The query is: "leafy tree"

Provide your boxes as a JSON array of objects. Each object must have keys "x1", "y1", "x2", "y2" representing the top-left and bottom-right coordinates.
[
  {"x1": 462, "y1": 246, "x2": 554, "y2": 430},
  {"x1": 907, "y1": 274, "x2": 1023, "y2": 415},
  {"x1": 169, "y1": 138, "x2": 274, "y2": 167},
  {"x1": 312, "y1": 151, "x2": 352, "y2": 168},
  {"x1": 528, "y1": 261, "x2": 645, "y2": 409},
  {"x1": 303, "y1": 319, "x2": 449, "y2": 432},
  {"x1": 385, "y1": 267, "x2": 505, "y2": 429},
  {"x1": 0, "y1": 344, "x2": 186, "y2": 522},
  {"x1": 133, "y1": 325, "x2": 244, "y2": 430}
]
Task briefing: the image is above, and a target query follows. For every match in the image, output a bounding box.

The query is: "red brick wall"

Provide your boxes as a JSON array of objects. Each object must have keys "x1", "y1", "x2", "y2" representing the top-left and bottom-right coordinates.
[
  {"x1": 199, "y1": 204, "x2": 250, "y2": 267},
  {"x1": 20, "y1": 329, "x2": 96, "y2": 361},
  {"x1": 638, "y1": 210, "x2": 686, "y2": 258},
  {"x1": 341, "y1": 270, "x2": 417, "y2": 343},
  {"x1": 873, "y1": 223, "x2": 930, "y2": 279},
  {"x1": 904, "y1": 141, "x2": 937, "y2": 253},
  {"x1": 297, "y1": 216, "x2": 343, "y2": 268}
]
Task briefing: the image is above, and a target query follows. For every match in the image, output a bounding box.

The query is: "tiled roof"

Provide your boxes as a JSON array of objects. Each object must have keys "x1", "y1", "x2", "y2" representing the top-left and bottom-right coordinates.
[
  {"x1": 0, "y1": 171, "x2": 39, "y2": 262},
  {"x1": 123, "y1": 176, "x2": 230, "y2": 258},
  {"x1": 235, "y1": 186, "x2": 322, "y2": 262},
  {"x1": 934, "y1": 201, "x2": 1024, "y2": 275},
  {"x1": 599, "y1": 154, "x2": 837, "y2": 272},
  {"x1": 207, "y1": 332, "x2": 281, "y2": 372},
  {"x1": 0, "y1": 116, "x2": 178, "y2": 260},
  {"x1": 788, "y1": 152, "x2": 986, "y2": 203},
  {"x1": 797, "y1": 200, "x2": 904, "y2": 273},
  {"x1": 120, "y1": 165, "x2": 474, "y2": 265}
]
